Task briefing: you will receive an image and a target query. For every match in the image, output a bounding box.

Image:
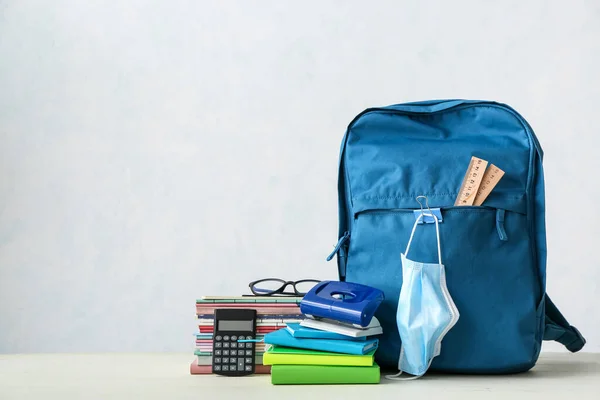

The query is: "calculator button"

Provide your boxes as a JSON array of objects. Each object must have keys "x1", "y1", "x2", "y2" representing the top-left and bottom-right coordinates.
[
  {"x1": 215, "y1": 335, "x2": 222, "y2": 341},
  {"x1": 245, "y1": 336, "x2": 253, "y2": 340},
  {"x1": 238, "y1": 358, "x2": 245, "y2": 370},
  {"x1": 223, "y1": 350, "x2": 229, "y2": 356},
  {"x1": 222, "y1": 357, "x2": 229, "y2": 363},
  {"x1": 230, "y1": 350, "x2": 237, "y2": 356},
  {"x1": 223, "y1": 336, "x2": 230, "y2": 341},
  {"x1": 231, "y1": 342, "x2": 237, "y2": 348},
  {"x1": 245, "y1": 343, "x2": 252, "y2": 348},
  {"x1": 214, "y1": 365, "x2": 221, "y2": 371},
  {"x1": 245, "y1": 357, "x2": 252, "y2": 364},
  {"x1": 231, "y1": 335, "x2": 237, "y2": 341},
  {"x1": 222, "y1": 365, "x2": 229, "y2": 371},
  {"x1": 215, "y1": 342, "x2": 222, "y2": 348},
  {"x1": 245, "y1": 350, "x2": 252, "y2": 356},
  {"x1": 223, "y1": 342, "x2": 230, "y2": 348},
  {"x1": 214, "y1": 350, "x2": 222, "y2": 356},
  {"x1": 230, "y1": 365, "x2": 237, "y2": 371},
  {"x1": 214, "y1": 357, "x2": 221, "y2": 363},
  {"x1": 245, "y1": 365, "x2": 252, "y2": 372}
]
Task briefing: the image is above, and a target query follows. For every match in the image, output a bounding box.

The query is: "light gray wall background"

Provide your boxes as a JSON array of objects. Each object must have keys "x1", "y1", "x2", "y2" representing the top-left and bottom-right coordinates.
[{"x1": 1, "y1": 0, "x2": 598, "y2": 353}]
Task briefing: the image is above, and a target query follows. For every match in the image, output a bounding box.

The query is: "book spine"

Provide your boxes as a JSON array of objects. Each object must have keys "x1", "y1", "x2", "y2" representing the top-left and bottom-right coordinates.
[
  {"x1": 300, "y1": 341, "x2": 366, "y2": 355},
  {"x1": 270, "y1": 365, "x2": 380, "y2": 384},
  {"x1": 263, "y1": 354, "x2": 372, "y2": 367}
]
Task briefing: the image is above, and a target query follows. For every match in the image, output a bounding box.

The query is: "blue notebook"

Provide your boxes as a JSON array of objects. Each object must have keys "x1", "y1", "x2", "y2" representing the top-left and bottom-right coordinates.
[
  {"x1": 264, "y1": 328, "x2": 378, "y2": 355},
  {"x1": 285, "y1": 323, "x2": 366, "y2": 341}
]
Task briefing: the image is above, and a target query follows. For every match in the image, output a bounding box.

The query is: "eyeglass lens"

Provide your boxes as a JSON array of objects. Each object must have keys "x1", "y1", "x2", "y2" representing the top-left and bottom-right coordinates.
[
  {"x1": 293, "y1": 280, "x2": 320, "y2": 294},
  {"x1": 251, "y1": 279, "x2": 286, "y2": 294}
]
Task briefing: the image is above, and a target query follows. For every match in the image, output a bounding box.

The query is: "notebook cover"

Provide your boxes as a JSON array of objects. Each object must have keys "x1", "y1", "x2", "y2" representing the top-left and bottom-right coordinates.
[
  {"x1": 263, "y1": 346, "x2": 375, "y2": 366},
  {"x1": 197, "y1": 303, "x2": 300, "y2": 308},
  {"x1": 190, "y1": 362, "x2": 271, "y2": 374},
  {"x1": 197, "y1": 296, "x2": 302, "y2": 303},
  {"x1": 270, "y1": 364, "x2": 380, "y2": 385},
  {"x1": 197, "y1": 315, "x2": 303, "y2": 321},
  {"x1": 300, "y1": 317, "x2": 383, "y2": 338},
  {"x1": 285, "y1": 323, "x2": 366, "y2": 340},
  {"x1": 196, "y1": 306, "x2": 302, "y2": 314},
  {"x1": 196, "y1": 355, "x2": 212, "y2": 365},
  {"x1": 263, "y1": 328, "x2": 378, "y2": 355}
]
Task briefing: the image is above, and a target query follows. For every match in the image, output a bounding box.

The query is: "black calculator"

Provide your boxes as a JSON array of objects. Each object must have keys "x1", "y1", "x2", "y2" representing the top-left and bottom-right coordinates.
[{"x1": 212, "y1": 309, "x2": 257, "y2": 376}]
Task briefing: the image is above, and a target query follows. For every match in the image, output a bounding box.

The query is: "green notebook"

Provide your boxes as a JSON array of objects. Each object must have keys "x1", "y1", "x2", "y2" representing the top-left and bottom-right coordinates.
[
  {"x1": 270, "y1": 364, "x2": 380, "y2": 385},
  {"x1": 264, "y1": 346, "x2": 375, "y2": 366}
]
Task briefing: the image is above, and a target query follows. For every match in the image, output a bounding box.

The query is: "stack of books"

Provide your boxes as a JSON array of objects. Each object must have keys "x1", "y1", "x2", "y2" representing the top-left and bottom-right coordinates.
[
  {"x1": 190, "y1": 296, "x2": 304, "y2": 374},
  {"x1": 262, "y1": 321, "x2": 381, "y2": 384}
]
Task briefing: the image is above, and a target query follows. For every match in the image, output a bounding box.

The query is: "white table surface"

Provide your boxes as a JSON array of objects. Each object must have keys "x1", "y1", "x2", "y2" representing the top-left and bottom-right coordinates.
[{"x1": 1, "y1": 353, "x2": 599, "y2": 400}]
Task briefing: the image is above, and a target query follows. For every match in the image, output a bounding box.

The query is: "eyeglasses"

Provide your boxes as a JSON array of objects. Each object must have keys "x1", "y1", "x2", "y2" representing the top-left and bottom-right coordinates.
[{"x1": 248, "y1": 278, "x2": 321, "y2": 296}]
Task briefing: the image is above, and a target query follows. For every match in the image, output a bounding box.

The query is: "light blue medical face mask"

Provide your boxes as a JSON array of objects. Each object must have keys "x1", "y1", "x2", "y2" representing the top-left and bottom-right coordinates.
[{"x1": 387, "y1": 212, "x2": 459, "y2": 380}]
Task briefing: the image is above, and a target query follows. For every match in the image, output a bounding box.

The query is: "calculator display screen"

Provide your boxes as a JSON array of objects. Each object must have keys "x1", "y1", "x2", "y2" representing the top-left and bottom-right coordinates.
[{"x1": 218, "y1": 320, "x2": 253, "y2": 332}]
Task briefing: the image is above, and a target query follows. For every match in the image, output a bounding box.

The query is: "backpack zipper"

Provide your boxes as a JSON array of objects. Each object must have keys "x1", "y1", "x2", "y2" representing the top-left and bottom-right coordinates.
[
  {"x1": 496, "y1": 209, "x2": 508, "y2": 241},
  {"x1": 356, "y1": 205, "x2": 496, "y2": 215},
  {"x1": 355, "y1": 206, "x2": 507, "y2": 241},
  {"x1": 326, "y1": 231, "x2": 351, "y2": 261}
]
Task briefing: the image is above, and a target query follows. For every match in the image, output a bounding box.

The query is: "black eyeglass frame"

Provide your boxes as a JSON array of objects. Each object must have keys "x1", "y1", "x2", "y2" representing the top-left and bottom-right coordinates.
[{"x1": 248, "y1": 278, "x2": 321, "y2": 296}]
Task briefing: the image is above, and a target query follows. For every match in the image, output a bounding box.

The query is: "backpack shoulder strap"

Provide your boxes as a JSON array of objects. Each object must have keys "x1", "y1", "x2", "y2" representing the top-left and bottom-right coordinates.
[{"x1": 543, "y1": 294, "x2": 586, "y2": 352}]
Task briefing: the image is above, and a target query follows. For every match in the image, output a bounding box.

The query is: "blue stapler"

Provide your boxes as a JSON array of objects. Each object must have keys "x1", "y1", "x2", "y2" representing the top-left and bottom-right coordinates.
[{"x1": 300, "y1": 281, "x2": 384, "y2": 328}]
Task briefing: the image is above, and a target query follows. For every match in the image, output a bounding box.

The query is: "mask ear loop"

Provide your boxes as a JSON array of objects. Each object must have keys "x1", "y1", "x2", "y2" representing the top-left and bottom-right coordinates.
[
  {"x1": 404, "y1": 212, "x2": 441, "y2": 265},
  {"x1": 434, "y1": 212, "x2": 442, "y2": 265}
]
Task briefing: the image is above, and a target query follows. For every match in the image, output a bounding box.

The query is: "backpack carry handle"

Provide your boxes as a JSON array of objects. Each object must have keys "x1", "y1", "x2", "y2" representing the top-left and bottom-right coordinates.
[{"x1": 382, "y1": 99, "x2": 474, "y2": 114}]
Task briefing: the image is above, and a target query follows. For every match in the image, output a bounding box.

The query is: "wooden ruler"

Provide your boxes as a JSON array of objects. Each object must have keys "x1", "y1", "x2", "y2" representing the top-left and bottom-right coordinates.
[
  {"x1": 454, "y1": 156, "x2": 488, "y2": 206},
  {"x1": 473, "y1": 164, "x2": 505, "y2": 206}
]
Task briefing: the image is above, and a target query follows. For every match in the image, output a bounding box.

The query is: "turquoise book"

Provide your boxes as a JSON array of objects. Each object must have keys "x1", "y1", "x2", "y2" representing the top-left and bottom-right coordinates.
[
  {"x1": 263, "y1": 328, "x2": 378, "y2": 355},
  {"x1": 285, "y1": 323, "x2": 366, "y2": 340}
]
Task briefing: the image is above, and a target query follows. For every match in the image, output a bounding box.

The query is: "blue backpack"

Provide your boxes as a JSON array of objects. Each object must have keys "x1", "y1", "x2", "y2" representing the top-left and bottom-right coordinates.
[{"x1": 328, "y1": 100, "x2": 586, "y2": 373}]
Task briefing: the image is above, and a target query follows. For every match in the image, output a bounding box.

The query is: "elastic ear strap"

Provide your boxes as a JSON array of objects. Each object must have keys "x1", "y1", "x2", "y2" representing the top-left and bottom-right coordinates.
[
  {"x1": 404, "y1": 213, "x2": 442, "y2": 265},
  {"x1": 403, "y1": 214, "x2": 423, "y2": 256},
  {"x1": 433, "y1": 214, "x2": 441, "y2": 265}
]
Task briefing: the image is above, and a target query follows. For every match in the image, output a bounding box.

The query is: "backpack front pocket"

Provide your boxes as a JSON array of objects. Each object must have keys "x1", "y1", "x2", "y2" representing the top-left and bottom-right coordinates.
[{"x1": 345, "y1": 206, "x2": 542, "y2": 373}]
